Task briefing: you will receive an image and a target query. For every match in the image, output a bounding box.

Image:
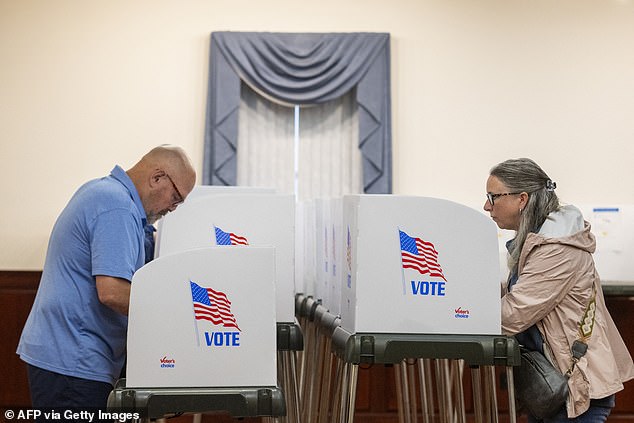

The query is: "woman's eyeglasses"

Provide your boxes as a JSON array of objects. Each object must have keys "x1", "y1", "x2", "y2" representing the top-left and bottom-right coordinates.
[{"x1": 486, "y1": 192, "x2": 522, "y2": 206}]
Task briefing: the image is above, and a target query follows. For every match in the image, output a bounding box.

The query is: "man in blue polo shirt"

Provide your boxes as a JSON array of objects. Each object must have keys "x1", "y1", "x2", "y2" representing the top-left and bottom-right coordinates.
[{"x1": 17, "y1": 145, "x2": 196, "y2": 413}]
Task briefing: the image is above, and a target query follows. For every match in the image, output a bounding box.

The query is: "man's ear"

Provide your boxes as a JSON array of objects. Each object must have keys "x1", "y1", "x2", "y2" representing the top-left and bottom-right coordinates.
[{"x1": 149, "y1": 169, "x2": 165, "y2": 187}]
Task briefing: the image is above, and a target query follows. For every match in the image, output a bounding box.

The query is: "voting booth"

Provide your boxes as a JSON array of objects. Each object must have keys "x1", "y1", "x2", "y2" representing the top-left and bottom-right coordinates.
[
  {"x1": 150, "y1": 187, "x2": 302, "y2": 422},
  {"x1": 339, "y1": 195, "x2": 501, "y2": 335},
  {"x1": 297, "y1": 199, "x2": 317, "y2": 299},
  {"x1": 295, "y1": 195, "x2": 519, "y2": 423},
  {"x1": 108, "y1": 246, "x2": 285, "y2": 419},
  {"x1": 329, "y1": 198, "x2": 344, "y2": 317},
  {"x1": 155, "y1": 189, "x2": 296, "y2": 325}
]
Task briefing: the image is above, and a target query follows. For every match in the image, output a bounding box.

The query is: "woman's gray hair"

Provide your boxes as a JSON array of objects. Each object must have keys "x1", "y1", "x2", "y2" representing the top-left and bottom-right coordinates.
[{"x1": 490, "y1": 158, "x2": 560, "y2": 274}]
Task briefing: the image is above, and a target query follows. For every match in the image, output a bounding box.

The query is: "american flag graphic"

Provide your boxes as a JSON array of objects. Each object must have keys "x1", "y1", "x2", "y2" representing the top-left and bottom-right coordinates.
[
  {"x1": 399, "y1": 230, "x2": 447, "y2": 281},
  {"x1": 190, "y1": 281, "x2": 241, "y2": 331},
  {"x1": 214, "y1": 226, "x2": 249, "y2": 246}
]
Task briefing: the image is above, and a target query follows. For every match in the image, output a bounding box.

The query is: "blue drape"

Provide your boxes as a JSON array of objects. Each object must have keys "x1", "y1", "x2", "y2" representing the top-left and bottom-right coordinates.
[{"x1": 203, "y1": 31, "x2": 392, "y2": 193}]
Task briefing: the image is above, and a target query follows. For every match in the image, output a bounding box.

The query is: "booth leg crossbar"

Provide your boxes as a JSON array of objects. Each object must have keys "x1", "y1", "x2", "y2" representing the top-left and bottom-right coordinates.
[{"x1": 107, "y1": 381, "x2": 286, "y2": 421}]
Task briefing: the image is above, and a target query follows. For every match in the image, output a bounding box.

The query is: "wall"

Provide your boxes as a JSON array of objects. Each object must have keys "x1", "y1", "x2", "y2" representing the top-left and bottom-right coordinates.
[
  {"x1": 3, "y1": 2, "x2": 634, "y2": 418},
  {"x1": 2, "y1": 0, "x2": 634, "y2": 270}
]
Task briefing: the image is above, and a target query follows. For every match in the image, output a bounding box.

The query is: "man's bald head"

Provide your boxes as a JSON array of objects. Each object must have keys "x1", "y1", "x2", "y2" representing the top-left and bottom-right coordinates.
[{"x1": 127, "y1": 145, "x2": 196, "y2": 224}]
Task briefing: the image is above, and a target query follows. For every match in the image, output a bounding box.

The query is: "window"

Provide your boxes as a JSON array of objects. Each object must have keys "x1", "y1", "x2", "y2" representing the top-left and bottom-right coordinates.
[
  {"x1": 203, "y1": 32, "x2": 392, "y2": 195},
  {"x1": 237, "y1": 83, "x2": 362, "y2": 200}
]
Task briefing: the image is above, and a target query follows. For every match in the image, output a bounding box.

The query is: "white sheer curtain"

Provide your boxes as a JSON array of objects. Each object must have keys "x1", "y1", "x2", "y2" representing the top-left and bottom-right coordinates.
[
  {"x1": 297, "y1": 88, "x2": 362, "y2": 200},
  {"x1": 237, "y1": 83, "x2": 362, "y2": 200},
  {"x1": 237, "y1": 83, "x2": 296, "y2": 194}
]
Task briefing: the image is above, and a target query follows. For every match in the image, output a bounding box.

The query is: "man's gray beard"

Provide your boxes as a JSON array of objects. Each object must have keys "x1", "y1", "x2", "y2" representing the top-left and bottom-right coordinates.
[{"x1": 147, "y1": 210, "x2": 169, "y2": 225}]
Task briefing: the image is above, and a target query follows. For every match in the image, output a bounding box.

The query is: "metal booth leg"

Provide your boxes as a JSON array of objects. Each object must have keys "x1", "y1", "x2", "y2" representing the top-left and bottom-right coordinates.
[
  {"x1": 301, "y1": 319, "x2": 319, "y2": 423},
  {"x1": 297, "y1": 318, "x2": 310, "y2": 414},
  {"x1": 451, "y1": 360, "x2": 466, "y2": 423},
  {"x1": 434, "y1": 359, "x2": 466, "y2": 423},
  {"x1": 331, "y1": 356, "x2": 346, "y2": 423},
  {"x1": 418, "y1": 358, "x2": 435, "y2": 423},
  {"x1": 317, "y1": 337, "x2": 335, "y2": 423},
  {"x1": 434, "y1": 359, "x2": 451, "y2": 423},
  {"x1": 506, "y1": 366, "x2": 518, "y2": 423},
  {"x1": 339, "y1": 362, "x2": 358, "y2": 423},
  {"x1": 407, "y1": 360, "x2": 418, "y2": 423},
  {"x1": 277, "y1": 350, "x2": 301, "y2": 423},
  {"x1": 483, "y1": 365, "x2": 499, "y2": 423},
  {"x1": 394, "y1": 361, "x2": 407, "y2": 423},
  {"x1": 470, "y1": 366, "x2": 484, "y2": 423},
  {"x1": 305, "y1": 326, "x2": 325, "y2": 423},
  {"x1": 395, "y1": 360, "x2": 418, "y2": 423},
  {"x1": 311, "y1": 329, "x2": 329, "y2": 422},
  {"x1": 287, "y1": 350, "x2": 301, "y2": 423}
]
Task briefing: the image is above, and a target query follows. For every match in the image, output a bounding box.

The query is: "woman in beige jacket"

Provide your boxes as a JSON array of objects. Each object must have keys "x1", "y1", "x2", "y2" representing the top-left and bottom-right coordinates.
[{"x1": 484, "y1": 158, "x2": 634, "y2": 422}]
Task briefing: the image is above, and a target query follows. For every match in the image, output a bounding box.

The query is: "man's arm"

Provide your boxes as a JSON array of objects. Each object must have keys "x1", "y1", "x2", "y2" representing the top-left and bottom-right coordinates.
[{"x1": 96, "y1": 275, "x2": 131, "y2": 316}]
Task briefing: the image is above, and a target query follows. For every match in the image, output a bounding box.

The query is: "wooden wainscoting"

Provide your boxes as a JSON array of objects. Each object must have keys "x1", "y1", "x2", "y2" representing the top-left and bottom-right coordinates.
[
  {"x1": 0, "y1": 271, "x2": 39, "y2": 409},
  {"x1": 1, "y1": 271, "x2": 633, "y2": 422}
]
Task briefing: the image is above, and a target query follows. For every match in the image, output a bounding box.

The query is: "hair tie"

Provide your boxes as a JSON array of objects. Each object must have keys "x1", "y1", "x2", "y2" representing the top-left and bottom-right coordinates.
[{"x1": 546, "y1": 179, "x2": 557, "y2": 192}]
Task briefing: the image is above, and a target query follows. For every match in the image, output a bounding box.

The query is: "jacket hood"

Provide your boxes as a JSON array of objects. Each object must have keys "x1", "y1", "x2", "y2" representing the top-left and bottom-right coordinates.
[
  {"x1": 539, "y1": 205, "x2": 584, "y2": 238},
  {"x1": 526, "y1": 205, "x2": 596, "y2": 254}
]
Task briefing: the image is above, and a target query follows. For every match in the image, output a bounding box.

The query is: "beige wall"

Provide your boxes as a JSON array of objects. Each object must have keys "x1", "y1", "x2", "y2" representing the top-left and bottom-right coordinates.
[{"x1": 2, "y1": 0, "x2": 634, "y2": 270}]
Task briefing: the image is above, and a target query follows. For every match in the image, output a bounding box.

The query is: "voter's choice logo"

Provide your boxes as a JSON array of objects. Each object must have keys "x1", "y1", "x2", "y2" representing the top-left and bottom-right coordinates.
[
  {"x1": 454, "y1": 307, "x2": 470, "y2": 319},
  {"x1": 214, "y1": 225, "x2": 249, "y2": 245},
  {"x1": 398, "y1": 229, "x2": 447, "y2": 297},
  {"x1": 159, "y1": 356, "x2": 176, "y2": 369},
  {"x1": 190, "y1": 280, "x2": 242, "y2": 348}
]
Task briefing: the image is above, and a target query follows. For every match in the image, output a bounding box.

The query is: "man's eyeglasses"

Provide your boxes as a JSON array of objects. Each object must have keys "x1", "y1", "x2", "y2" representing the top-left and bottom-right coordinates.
[
  {"x1": 164, "y1": 173, "x2": 184, "y2": 206},
  {"x1": 486, "y1": 192, "x2": 522, "y2": 206}
]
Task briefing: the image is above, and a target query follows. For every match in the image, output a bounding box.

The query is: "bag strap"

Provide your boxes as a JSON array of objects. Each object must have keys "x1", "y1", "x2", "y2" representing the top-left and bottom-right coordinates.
[{"x1": 565, "y1": 283, "x2": 597, "y2": 377}]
